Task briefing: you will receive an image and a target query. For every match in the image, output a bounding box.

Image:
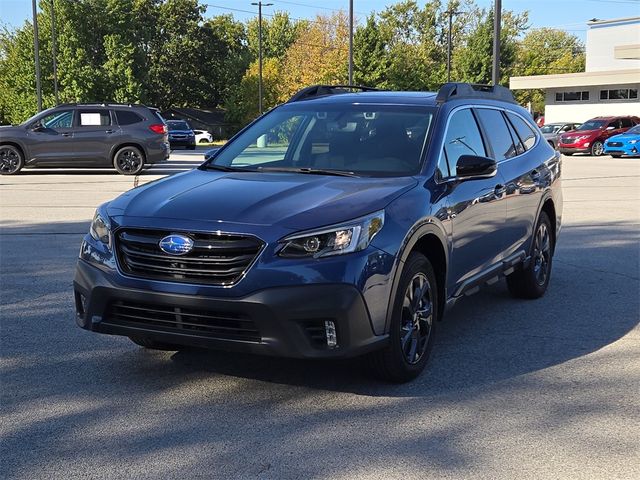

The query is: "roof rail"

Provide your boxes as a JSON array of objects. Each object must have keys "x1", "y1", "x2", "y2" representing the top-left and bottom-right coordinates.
[
  {"x1": 287, "y1": 84, "x2": 381, "y2": 103},
  {"x1": 55, "y1": 102, "x2": 146, "y2": 108},
  {"x1": 436, "y1": 83, "x2": 516, "y2": 104}
]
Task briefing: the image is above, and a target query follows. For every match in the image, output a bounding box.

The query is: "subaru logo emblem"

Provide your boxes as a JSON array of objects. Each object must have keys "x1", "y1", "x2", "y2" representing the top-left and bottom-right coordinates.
[{"x1": 159, "y1": 234, "x2": 194, "y2": 256}]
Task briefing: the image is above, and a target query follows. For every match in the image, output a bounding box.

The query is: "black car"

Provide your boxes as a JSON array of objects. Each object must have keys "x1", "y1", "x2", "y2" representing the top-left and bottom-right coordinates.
[
  {"x1": 74, "y1": 83, "x2": 562, "y2": 382},
  {"x1": 166, "y1": 120, "x2": 196, "y2": 150},
  {"x1": 0, "y1": 103, "x2": 169, "y2": 175}
]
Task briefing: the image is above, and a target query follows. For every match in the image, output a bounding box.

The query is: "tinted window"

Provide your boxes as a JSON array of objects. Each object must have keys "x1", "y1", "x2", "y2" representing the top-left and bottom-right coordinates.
[
  {"x1": 627, "y1": 125, "x2": 640, "y2": 134},
  {"x1": 504, "y1": 115, "x2": 525, "y2": 155},
  {"x1": 475, "y1": 108, "x2": 517, "y2": 160},
  {"x1": 620, "y1": 117, "x2": 633, "y2": 128},
  {"x1": 115, "y1": 110, "x2": 143, "y2": 125},
  {"x1": 167, "y1": 120, "x2": 190, "y2": 131},
  {"x1": 78, "y1": 110, "x2": 111, "y2": 126},
  {"x1": 40, "y1": 110, "x2": 73, "y2": 128},
  {"x1": 577, "y1": 120, "x2": 606, "y2": 131},
  {"x1": 507, "y1": 112, "x2": 537, "y2": 150},
  {"x1": 440, "y1": 108, "x2": 486, "y2": 177}
]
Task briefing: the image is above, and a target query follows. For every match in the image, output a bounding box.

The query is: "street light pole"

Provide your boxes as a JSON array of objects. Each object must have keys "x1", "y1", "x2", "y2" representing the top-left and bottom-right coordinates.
[
  {"x1": 445, "y1": 10, "x2": 461, "y2": 83},
  {"x1": 348, "y1": 0, "x2": 353, "y2": 85},
  {"x1": 251, "y1": 1, "x2": 272, "y2": 115},
  {"x1": 32, "y1": 0, "x2": 43, "y2": 112},
  {"x1": 51, "y1": 0, "x2": 59, "y2": 105},
  {"x1": 492, "y1": 0, "x2": 502, "y2": 85}
]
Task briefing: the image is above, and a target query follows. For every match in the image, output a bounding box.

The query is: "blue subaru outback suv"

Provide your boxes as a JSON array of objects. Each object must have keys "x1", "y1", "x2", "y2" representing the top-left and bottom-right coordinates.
[{"x1": 74, "y1": 83, "x2": 562, "y2": 382}]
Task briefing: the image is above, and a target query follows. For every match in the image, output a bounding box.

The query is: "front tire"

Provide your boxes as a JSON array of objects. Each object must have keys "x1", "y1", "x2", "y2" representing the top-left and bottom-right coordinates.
[
  {"x1": 370, "y1": 252, "x2": 438, "y2": 383},
  {"x1": 591, "y1": 140, "x2": 604, "y2": 156},
  {"x1": 113, "y1": 146, "x2": 144, "y2": 175},
  {"x1": 0, "y1": 145, "x2": 24, "y2": 175},
  {"x1": 506, "y1": 211, "x2": 554, "y2": 299},
  {"x1": 611, "y1": 154, "x2": 622, "y2": 158}
]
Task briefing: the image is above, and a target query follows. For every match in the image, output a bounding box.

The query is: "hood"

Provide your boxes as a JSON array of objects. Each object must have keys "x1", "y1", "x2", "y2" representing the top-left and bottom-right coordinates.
[
  {"x1": 0, "y1": 125, "x2": 23, "y2": 136},
  {"x1": 542, "y1": 132, "x2": 557, "y2": 139},
  {"x1": 107, "y1": 169, "x2": 418, "y2": 230},
  {"x1": 608, "y1": 132, "x2": 640, "y2": 142},
  {"x1": 562, "y1": 129, "x2": 599, "y2": 138}
]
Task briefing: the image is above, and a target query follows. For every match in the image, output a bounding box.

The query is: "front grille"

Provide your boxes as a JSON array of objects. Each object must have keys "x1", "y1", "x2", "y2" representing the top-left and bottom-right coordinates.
[
  {"x1": 608, "y1": 142, "x2": 623, "y2": 147},
  {"x1": 105, "y1": 301, "x2": 261, "y2": 342},
  {"x1": 115, "y1": 228, "x2": 263, "y2": 285},
  {"x1": 562, "y1": 138, "x2": 577, "y2": 144}
]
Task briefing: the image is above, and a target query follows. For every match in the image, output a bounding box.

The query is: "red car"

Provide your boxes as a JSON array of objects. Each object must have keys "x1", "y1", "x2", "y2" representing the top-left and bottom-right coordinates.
[{"x1": 558, "y1": 116, "x2": 640, "y2": 156}]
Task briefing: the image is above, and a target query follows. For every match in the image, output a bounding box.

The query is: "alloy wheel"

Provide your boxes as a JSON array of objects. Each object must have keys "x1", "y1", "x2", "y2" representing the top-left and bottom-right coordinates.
[
  {"x1": 533, "y1": 223, "x2": 551, "y2": 286},
  {"x1": 0, "y1": 147, "x2": 21, "y2": 174},
  {"x1": 116, "y1": 149, "x2": 142, "y2": 173},
  {"x1": 592, "y1": 141, "x2": 604, "y2": 156},
  {"x1": 400, "y1": 273, "x2": 433, "y2": 365}
]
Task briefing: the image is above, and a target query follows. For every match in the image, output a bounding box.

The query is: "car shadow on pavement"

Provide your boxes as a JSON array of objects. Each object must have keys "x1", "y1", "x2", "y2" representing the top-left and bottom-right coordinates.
[{"x1": 1, "y1": 219, "x2": 638, "y2": 478}]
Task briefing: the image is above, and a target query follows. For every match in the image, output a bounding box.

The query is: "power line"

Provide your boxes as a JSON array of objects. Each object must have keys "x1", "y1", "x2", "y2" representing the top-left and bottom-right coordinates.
[
  {"x1": 271, "y1": 0, "x2": 366, "y2": 16},
  {"x1": 203, "y1": 3, "x2": 348, "y2": 28}
]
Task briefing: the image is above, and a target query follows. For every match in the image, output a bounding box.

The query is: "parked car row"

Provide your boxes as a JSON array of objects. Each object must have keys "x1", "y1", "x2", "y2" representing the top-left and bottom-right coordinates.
[
  {"x1": 556, "y1": 115, "x2": 640, "y2": 157},
  {"x1": 0, "y1": 104, "x2": 219, "y2": 175}
]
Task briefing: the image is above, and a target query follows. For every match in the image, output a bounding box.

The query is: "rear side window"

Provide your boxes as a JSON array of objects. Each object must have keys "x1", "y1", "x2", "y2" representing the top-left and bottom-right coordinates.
[
  {"x1": 620, "y1": 117, "x2": 633, "y2": 128},
  {"x1": 115, "y1": 110, "x2": 143, "y2": 125},
  {"x1": 440, "y1": 108, "x2": 486, "y2": 177},
  {"x1": 506, "y1": 112, "x2": 537, "y2": 150},
  {"x1": 475, "y1": 108, "x2": 517, "y2": 161},
  {"x1": 78, "y1": 110, "x2": 111, "y2": 126}
]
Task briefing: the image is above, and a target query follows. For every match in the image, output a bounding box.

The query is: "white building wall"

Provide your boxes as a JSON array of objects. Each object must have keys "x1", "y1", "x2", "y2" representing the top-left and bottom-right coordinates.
[
  {"x1": 544, "y1": 84, "x2": 640, "y2": 123},
  {"x1": 586, "y1": 18, "x2": 640, "y2": 71}
]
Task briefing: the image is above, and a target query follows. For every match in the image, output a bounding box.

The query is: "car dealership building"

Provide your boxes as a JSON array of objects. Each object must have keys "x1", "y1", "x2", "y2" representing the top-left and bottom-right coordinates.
[{"x1": 510, "y1": 17, "x2": 640, "y2": 123}]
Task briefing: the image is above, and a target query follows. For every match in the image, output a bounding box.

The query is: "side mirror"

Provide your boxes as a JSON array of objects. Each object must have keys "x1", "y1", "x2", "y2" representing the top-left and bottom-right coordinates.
[
  {"x1": 31, "y1": 121, "x2": 44, "y2": 132},
  {"x1": 456, "y1": 154, "x2": 497, "y2": 179},
  {"x1": 203, "y1": 147, "x2": 220, "y2": 162}
]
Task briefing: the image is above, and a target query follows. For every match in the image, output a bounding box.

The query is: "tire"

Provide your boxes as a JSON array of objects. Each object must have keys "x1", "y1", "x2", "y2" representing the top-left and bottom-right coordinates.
[
  {"x1": 0, "y1": 145, "x2": 25, "y2": 175},
  {"x1": 563, "y1": 152, "x2": 574, "y2": 156},
  {"x1": 611, "y1": 154, "x2": 622, "y2": 158},
  {"x1": 198, "y1": 139, "x2": 208, "y2": 144},
  {"x1": 591, "y1": 140, "x2": 604, "y2": 156},
  {"x1": 506, "y1": 211, "x2": 554, "y2": 299},
  {"x1": 113, "y1": 146, "x2": 145, "y2": 175},
  {"x1": 129, "y1": 336, "x2": 183, "y2": 351},
  {"x1": 369, "y1": 252, "x2": 438, "y2": 383},
  {"x1": 188, "y1": 145, "x2": 196, "y2": 150}
]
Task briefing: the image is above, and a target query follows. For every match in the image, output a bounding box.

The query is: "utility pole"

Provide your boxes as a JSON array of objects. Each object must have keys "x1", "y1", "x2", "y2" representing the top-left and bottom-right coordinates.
[
  {"x1": 348, "y1": 0, "x2": 353, "y2": 85},
  {"x1": 51, "y1": 0, "x2": 59, "y2": 105},
  {"x1": 492, "y1": 0, "x2": 502, "y2": 85},
  {"x1": 32, "y1": 0, "x2": 43, "y2": 112},
  {"x1": 445, "y1": 10, "x2": 462, "y2": 83},
  {"x1": 251, "y1": 2, "x2": 272, "y2": 115}
]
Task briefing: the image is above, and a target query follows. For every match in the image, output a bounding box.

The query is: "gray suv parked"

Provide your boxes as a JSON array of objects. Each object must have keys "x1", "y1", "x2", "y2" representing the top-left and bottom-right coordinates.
[{"x1": 0, "y1": 103, "x2": 170, "y2": 175}]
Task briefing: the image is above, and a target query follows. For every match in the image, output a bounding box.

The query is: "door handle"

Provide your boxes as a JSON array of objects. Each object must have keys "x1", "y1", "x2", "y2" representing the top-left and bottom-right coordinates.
[
  {"x1": 105, "y1": 129, "x2": 114, "y2": 134},
  {"x1": 494, "y1": 184, "x2": 506, "y2": 196},
  {"x1": 61, "y1": 132, "x2": 72, "y2": 137}
]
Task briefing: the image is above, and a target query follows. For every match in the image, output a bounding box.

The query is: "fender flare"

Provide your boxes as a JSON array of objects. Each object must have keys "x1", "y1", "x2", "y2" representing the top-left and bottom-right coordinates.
[{"x1": 382, "y1": 219, "x2": 449, "y2": 334}]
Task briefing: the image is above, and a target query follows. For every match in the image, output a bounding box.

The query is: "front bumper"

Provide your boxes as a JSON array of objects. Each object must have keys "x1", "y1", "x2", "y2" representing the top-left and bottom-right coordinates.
[
  {"x1": 558, "y1": 145, "x2": 589, "y2": 154},
  {"x1": 604, "y1": 145, "x2": 639, "y2": 157},
  {"x1": 73, "y1": 260, "x2": 386, "y2": 358}
]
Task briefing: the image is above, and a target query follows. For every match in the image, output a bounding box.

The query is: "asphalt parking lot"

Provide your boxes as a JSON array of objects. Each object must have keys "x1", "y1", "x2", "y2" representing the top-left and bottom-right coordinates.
[{"x1": 1, "y1": 148, "x2": 639, "y2": 479}]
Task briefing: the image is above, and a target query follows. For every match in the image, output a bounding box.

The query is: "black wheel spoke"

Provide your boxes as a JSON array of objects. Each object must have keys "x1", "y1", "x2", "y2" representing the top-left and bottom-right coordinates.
[{"x1": 400, "y1": 272, "x2": 433, "y2": 365}]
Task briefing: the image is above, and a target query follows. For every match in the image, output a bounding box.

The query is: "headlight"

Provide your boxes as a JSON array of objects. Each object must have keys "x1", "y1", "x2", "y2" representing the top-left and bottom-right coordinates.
[
  {"x1": 629, "y1": 139, "x2": 638, "y2": 144},
  {"x1": 89, "y1": 209, "x2": 111, "y2": 248},
  {"x1": 279, "y1": 211, "x2": 384, "y2": 258},
  {"x1": 576, "y1": 135, "x2": 591, "y2": 141}
]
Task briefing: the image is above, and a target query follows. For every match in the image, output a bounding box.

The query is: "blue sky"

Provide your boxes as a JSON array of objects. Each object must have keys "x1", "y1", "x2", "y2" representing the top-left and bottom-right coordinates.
[{"x1": 2, "y1": 0, "x2": 639, "y2": 41}]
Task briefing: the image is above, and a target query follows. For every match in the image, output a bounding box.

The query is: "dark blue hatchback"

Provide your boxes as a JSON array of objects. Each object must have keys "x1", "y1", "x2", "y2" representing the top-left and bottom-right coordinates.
[{"x1": 74, "y1": 83, "x2": 562, "y2": 382}]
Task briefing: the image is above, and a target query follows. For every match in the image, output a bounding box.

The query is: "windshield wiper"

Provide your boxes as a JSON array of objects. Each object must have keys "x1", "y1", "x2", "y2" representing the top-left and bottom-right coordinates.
[
  {"x1": 256, "y1": 166, "x2": 358, "y2": 177},
  {"x1": 201, "y1": 164, "x2": 255, "y2": 172}
]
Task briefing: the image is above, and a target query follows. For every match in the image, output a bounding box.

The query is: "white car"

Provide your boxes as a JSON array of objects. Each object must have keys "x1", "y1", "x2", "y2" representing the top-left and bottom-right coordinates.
[{"x1": 193, "y1": 130, "x2": 213, "y2": 144}]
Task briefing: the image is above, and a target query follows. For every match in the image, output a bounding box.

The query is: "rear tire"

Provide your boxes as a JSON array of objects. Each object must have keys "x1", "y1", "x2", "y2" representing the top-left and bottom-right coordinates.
[
  {"x1": 563, "y1": 152, "x2": 573, "y2": 156},
  {"x1": 113, "y1": 146, "x2": 145, "y2": 175},
  {"x1": 188, "y1": 145, "x2": 196, "y2": 150},
  {"x1": 129, "y1": 336, "x2": 183, "y2": 351},
  {"x1": 506, "y1": 211, "x2": 554, "y2": 299},
  {"x1": 611, "y1": 154, "x2": 622, "y2": 158},
  {"x1": 0, "y1": 145, "x2": 24, "y2": 175},
  {"x1": 369, "y1": 252, "x2": 438, "y2": 383}
]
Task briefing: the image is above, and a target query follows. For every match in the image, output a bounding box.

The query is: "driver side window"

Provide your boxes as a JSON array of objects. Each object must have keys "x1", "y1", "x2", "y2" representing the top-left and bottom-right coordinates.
[
  {"x1": 439, "y1": 108, "x2": 486, "y2": 178},
  {"x1": 40, "y1": 110, "x2": 74, "y2": 129}
]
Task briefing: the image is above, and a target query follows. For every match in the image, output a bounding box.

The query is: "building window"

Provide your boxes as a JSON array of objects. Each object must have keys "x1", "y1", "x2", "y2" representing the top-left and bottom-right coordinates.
[
  {"x1": 555, "y1": 91, "x2": 589, "y2": 102},
  {"x1": 600, "y1": 88, "x2": 638, "y2": 100}
]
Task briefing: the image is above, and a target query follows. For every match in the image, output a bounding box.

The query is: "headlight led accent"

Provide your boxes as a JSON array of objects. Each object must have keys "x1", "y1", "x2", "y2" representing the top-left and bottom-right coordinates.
[
  {"x1": 89, "y1": 210, "x2": 111, "y2": 248},
  {"x1": 279, "y1": 211, "x2": 384, "y2": 258}
]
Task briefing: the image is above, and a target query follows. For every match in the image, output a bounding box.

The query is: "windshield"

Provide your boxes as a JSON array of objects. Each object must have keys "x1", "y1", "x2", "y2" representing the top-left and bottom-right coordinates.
[
  {"x1": 208, "y1": 104, "x2": 435, "y2": 176},
  {"x1": 576, "y1": 120, "x2": 606, "y2": 131},
  {"x1": 167, "y1": 120, "x2": 190, "y2": 131},
  {"x1": 540, "y1": 125, "x2": 561, "y2": 134},
  {"x1": 626, "y1": 125, "x2": 640, "y2": 135}
]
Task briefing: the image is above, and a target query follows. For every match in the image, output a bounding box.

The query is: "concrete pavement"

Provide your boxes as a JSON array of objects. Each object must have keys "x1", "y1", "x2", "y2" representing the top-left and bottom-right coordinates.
[{"x1": 1, "y1": 151, "x2": 639, "y2": 479}]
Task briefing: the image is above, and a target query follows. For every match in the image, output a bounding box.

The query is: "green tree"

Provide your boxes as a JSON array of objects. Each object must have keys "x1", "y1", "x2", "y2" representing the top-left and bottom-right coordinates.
[
  {"x1": 246, "y1": 11, "x2": 306, "y2": 61},
  {"x1": 513, "y1": 28, "x2": 585, "y2": 110}
]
